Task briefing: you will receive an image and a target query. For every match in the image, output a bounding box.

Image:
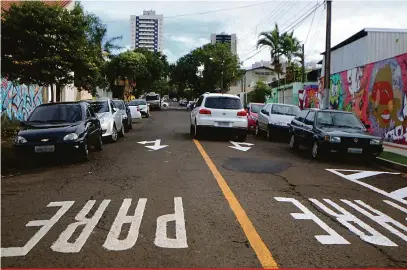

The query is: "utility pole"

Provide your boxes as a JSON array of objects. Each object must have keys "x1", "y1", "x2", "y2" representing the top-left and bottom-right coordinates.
[
  {"x1": 301, "y1": 44, "x2": 305, "y2": 83},
  {"x1": 323, "y1": 0, "x2": 332, "y2": 109}
]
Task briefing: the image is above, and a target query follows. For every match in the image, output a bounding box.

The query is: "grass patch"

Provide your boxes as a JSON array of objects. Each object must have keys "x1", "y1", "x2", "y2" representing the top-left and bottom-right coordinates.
[{"x1": 379, "y1": 151, "x2": 407, "y2": 165}]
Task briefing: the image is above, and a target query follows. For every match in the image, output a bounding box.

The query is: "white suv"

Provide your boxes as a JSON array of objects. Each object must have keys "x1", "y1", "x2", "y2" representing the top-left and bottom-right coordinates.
[{"x1": 190, "y1": 93, "x2": 248, "y2": 141}]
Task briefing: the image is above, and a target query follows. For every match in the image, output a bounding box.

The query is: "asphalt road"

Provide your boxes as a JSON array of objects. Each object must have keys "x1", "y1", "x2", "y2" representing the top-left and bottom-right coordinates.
[{"x1": 2, "y1": 109, "x2": 407, "y2": 268}]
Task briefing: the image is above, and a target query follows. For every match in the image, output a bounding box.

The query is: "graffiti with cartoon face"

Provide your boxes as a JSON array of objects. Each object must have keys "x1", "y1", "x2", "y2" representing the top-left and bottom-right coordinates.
[{"x1": 330, "y1": 74, "x2": 342, "y2": 110}]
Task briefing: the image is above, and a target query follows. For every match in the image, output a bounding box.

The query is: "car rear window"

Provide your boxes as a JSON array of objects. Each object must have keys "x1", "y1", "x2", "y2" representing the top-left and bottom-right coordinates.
[
  {"x1": 204, "y1": 97, "x2": 243, "y2": 109},
  {"x1": 146, "y1": 95, "x2": 159, "y2": 101},
  {"x1": 113, "y1": 100, "x2": 125, "y2": 110},
  {"x1": 28, "y1": 104, "x2": 82, "y2": 123},
  {"x1": 129, "y1": 100, "x2": 146, "y2": 106}
]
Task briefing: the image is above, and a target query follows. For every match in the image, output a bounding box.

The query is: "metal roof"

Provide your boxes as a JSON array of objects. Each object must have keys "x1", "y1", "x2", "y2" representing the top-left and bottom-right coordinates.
[{"x1": 321, "y1": 28, "x2": 407, "y2": 55}]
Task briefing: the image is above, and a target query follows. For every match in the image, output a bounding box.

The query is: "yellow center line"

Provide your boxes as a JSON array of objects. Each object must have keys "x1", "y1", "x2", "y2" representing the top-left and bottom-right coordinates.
[{"x1": 193, "y1": 139, "x2": 279, "y2": 269}]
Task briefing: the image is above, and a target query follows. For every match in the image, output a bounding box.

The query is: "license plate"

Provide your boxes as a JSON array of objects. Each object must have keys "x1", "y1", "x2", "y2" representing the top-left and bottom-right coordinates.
[
  {"x1": 35, "y1": 145, "x2": 55, "y2": 153},
  {"x1": 217, "y1": 122, "x2": 231, "y2": 127},
  {"x1": 348, "y1": 148, "x2": 363, "y2": 154}
]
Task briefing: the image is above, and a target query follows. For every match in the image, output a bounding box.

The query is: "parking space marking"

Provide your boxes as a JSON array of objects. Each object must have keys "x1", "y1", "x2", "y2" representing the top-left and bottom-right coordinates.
[
  {"x1": 193, "y1": 139, "x2": 278, "y2": 269},
  {"x1": 326, "y1": 169, "x2": 406, "y2": 205}
]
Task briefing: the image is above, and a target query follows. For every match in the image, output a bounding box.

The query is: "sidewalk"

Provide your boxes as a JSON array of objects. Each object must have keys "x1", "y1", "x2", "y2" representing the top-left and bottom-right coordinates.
[{"x1": 383, "y1": 142, "x2": 407, "y2": 157}]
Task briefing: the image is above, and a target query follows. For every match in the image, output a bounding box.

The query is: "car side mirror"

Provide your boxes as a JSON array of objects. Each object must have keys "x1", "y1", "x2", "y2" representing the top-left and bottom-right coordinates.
[
  {"x1": 364, "y1": 124, "x2": 371, "y2": 129},
  {"x1": 113, "y1": 108, "x2": 118, "y2": 113}
]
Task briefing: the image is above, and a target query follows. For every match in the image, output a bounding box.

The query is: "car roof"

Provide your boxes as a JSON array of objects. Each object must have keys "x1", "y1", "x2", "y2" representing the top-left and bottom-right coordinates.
[
  {"x1": 316, "y1": 109, "x2": 354, "y2": 114},
  {"x1": 40, "y1": 101, "x2": 82, "y2": 106},
  {"x1": 203, "y1": 93, "x2": 240, "y2": 98},
  {"x1": 271, "y1": 103, "x2": 299, "y2": 107},
  {"x1": 86, "y1": 98, "x2": 110, "y2": 102}
]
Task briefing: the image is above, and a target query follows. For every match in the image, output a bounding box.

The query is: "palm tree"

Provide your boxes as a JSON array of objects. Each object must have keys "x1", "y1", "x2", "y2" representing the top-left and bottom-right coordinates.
[
  {"x1": 257, "y1": 23, "x2": 283, "y2": 86},
  {"x1": 281, "y1": 31, "x2": 303, "y2": 82}
]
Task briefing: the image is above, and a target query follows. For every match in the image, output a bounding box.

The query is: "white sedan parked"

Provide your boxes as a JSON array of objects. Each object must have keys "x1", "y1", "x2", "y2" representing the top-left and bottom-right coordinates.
[
  {"x1": 127, "y1": 100, "x2": 142, "y2": 122},
  {"x1": 129, "y1": 99, "x2": 149, "y2": 118}
]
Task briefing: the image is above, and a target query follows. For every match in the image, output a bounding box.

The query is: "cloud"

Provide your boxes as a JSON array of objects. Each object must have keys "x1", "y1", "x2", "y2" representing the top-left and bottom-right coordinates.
[{"x1": 81, "y1": 0, "x2": 407, "y2": 67}]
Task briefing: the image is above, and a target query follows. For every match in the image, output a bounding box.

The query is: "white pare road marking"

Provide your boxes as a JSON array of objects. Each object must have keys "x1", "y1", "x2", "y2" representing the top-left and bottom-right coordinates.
[
  {"x1": 1, "y1": 201, "x2": 74, "y2": 257},
  {"x1": 1, "y1": 197, "x2": 187, "y2": 257},
  {"x1": 276, "y1": 197, "x2": 407, "y2": 246},
  {"x1": 326, "y1": 169, "x2": 405, "y2": 205},
  {"x1": 229, "y1": 141, "x2": 254, "y2": 152},
  {"x1": 103, "y1": 198, "x2": 147, "y2": 251},
  {"x1": 51, "y1": 200, "x2": 111, "y2": 253},
  {"x1": 155, "y1": 197, "x2": 188, "y2": 248},
  {"x1": 274, "y1": 197, "x2": 350, "y2": 244},
  {"x1": 383, "y1": 200, "x2": 407, "y2": 220},
  {"x1": 137, "y1": 139, "x2": 168, "y2": 151}
]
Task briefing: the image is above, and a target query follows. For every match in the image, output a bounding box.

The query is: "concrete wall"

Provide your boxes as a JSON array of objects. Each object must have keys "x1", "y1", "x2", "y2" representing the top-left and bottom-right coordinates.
[
  {"x1": 318, "y1": 53, "x2": 407, "y2": 145},
  {"x1": 266, "y1": 82, "x2": 318, "y2": 106}
]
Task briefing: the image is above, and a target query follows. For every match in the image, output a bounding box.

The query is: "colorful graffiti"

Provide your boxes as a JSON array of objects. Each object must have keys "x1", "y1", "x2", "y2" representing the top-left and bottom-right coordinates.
[
  {"x1": 317, "y1": 53, "x2": 407, "y2": 145},
  {"x1": 1, "y1": 78, "x2": 47, "y2": 121},
  {"x1": 299, "y1": 84, "x2": 319, "y2": 109}
]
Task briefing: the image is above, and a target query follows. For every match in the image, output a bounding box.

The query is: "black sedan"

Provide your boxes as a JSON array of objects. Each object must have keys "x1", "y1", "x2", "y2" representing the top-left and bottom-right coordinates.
[
  {"x1": 288, "y1": 109, "x2": 384, "y2": 160},
  {"x1": 14, "y1": 101, "x2": 103, "y2": 161}
]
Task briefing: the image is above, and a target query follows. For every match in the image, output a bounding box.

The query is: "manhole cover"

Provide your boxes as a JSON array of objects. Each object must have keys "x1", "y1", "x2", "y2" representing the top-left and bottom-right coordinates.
[{"x1": 222, "y1": 157, "x2": 291, "y2": 174}]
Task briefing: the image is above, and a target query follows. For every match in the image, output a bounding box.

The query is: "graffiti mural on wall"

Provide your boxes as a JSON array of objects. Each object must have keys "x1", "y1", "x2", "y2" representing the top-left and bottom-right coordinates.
[
  {"x1": 1, "y1": 78, "x2": 47, "y2": 121},
  {"x1": 299, "y1": 84, "x2": 319, "y2": 109},
  {"x1": 317, "y1": 53, "x2": 407, "y2": 145}
]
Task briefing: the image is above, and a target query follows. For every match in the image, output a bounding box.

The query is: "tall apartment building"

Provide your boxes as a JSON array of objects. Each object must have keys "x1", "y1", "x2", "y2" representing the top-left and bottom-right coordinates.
[
  {"x1": 130, "y1": 10, "x2": 163, "y2": 52},
  {"x1": 210, "y1": 32, "x2": 237, "y2": 55}
]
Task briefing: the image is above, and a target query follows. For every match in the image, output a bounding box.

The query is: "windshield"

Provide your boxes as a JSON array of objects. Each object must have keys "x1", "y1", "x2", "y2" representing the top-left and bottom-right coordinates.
[
  {"x1": 271, "y1": 105, "x2": 300, "y2": 116},
  {"x1": 146, "y1": 95, "x2": 159, "y2": 101},
  {"x1": 251, "y1": 104, "x2": 263, "y2": 113},
  {"x1": 113, "y1": 101, "x2": 125, "y2": 110},
  {"x1": 316, "y1": 111, "x2": 364, "y2": 128},
  {"x1": 204, "y1": 97, "x2": 243, "y2": 109},
  {"x1": 28, "y1": 104, "x2": 82, "y2": 123},
  {"x1": 129, "y1": 100, "x2": 147, "y2": 106},
  {"x1": 89, "y1": 101, "x2": 109, "y2": 113}
]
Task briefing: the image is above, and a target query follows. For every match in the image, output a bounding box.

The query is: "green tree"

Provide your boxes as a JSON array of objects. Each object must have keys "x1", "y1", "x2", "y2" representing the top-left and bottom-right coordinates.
[
  {"x1": 257, "y1": 23, "x2": 283, "y2": 85},
  {"x1": 248, "y1": 81, "x2": 271, "y2": 103}
]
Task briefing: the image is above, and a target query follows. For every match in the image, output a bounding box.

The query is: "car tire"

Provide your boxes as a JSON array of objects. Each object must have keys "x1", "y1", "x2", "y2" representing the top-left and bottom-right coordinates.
[
  {"x1": 255, "y1": 123, "x2": 260, "y2": 136},
  {"x1": 190, "y1": 124, "x2": 194, "y2": 137},
  {"x1": 118, "y1": 124, "x2": 125, "y2": 137},
  {"x1": 79, "y1": 138, "x2": 90, "y2": 162},
  {"x1": 237, "y1": 132, "x2": 247, "y2": 142},
  {"x1": 311, "y1": 141, "x2": 320, "y2": 159},
  {"x1": 123, "y1": 120, "x2": 129, "y2": 133},
  {"x1": 94, "y1": 134, "x2": 103, "y2": 151},
  {"x1": 129, "y1": 122, "x2": 133, "y2": 130},
  {"x1": 194, "y1": 123, "x2": 200, "y2": 139},
  {"x1": 289, "y1": 134, "x2": 299, "y2": 150},
  {"x1": 266, "y1": 125, "x2": 273, "y2": 141},
  {"x1": 110, "y1": 125, "x2": 118, "y2": 142}
]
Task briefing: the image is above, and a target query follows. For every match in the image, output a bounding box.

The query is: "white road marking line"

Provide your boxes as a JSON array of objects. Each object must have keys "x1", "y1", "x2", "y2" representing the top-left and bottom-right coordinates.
[
  {"x1": 383, "y1": 200, "x2": 407, "y2": 220},
  {"x1": 103, "y1": 198, "x2": 147, "y2": 251},
  {"x1": 228, "y1": 141, "x2": 254, "y2": 152},
  {"x1": 342, "y1": 200, "x2": 407, "y2": 243},
  {"x1": 154, "y1": 197, "x2": 188, "y2": 248},
  {"x1": 389, "y1": 187, "x2": 407, "y2": 199},
  {"x1": 137, "y1": 139, "x2": 168, "y2": 151},
  {"x1": 275, "y1": 197, "x2": 350, "y2": 245},
  {"x1": 326, "y1": 169, "x2": 406, "y2": 205},
  {"x1": 310, "y1": 199, "x2": 396, "y2": 246},
  {"x1": 51, "y1": 200, "x2": 110, "y2": 253},
  {"x1": 1, "y1": 201, "x2": 74, "y2": 257}
]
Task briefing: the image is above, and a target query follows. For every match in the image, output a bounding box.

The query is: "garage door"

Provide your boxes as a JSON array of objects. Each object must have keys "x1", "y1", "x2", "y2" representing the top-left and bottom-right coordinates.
[
  {"x1": 284, "y1": 89, "x2": 292, "y2": 104},
  {"x1": 278, "y1": 91, "x2": 284, "y2": 103}
]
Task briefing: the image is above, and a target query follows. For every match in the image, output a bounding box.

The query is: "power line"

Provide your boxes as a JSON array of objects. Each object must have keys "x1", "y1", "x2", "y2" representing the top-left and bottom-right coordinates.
[
  {"x1": 305, "y1": 7, "x2": 324, "y2": 56},
  {"x1": 101, "y1": 1, "x2": 274, "y2": 22},
  {"x1": 304, "y1": 2, "x2": 319, "y2": 45}
]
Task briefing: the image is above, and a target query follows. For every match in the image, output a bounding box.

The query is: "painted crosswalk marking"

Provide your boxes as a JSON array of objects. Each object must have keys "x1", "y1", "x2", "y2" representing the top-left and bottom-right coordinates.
[{"x1": 1, "y1": 197, "x2": 187, "y2": 257}]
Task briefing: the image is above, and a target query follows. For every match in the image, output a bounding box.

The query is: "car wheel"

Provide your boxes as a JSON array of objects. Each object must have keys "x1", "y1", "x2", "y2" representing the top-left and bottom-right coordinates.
[
  {"x1": 146, "y1": 113, "x2": 150, "y2": 118},
  {"x1": 79, "y1": 138, "x2": 90, "y2": 162},
  {"x1": 129, "y1": 122, "x2": 133, "y2": 129},
  {"x1": 118, "y1": 124, "x2": 125, "y2": 137},
  {"x1": 311, "y1": 141, "x2": 320, "y2": 159},
  {"x1": 123, "y1": 120, "x2": 129, "y2": 133},
  {"x1": 255, "y1": 123, "x2": 260, "y2": 136},
  {"x1": 110, "y1": 125, "x2": 118, "y2": 142},
  {"x1": 266, "y1": 126, "x2": 272, "y2": 141},
  {"x1": 190, "y1": 124, "x2": 194, "y2": 136},
  {"x1": 289, "y1": 134, "x2": 299, "y2": 150},
  {"x1": 194, "y1": 122, "x2": 200, "y2": 139},
  {"x1": 94, "y1": 134, "x2": 103, "y2": 151}
]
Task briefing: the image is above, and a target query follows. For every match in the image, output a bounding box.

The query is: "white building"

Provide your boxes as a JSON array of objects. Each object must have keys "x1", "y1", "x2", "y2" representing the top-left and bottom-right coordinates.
[
  {"x1": 210, "y1": 32, "x2": 237, "y2": 55},
  {"x1": 130, "y1": 10, "x2": 164, "y2": 52},
  {"x1": 228, "y1": 66, "x2": 278, "y2": 94}
]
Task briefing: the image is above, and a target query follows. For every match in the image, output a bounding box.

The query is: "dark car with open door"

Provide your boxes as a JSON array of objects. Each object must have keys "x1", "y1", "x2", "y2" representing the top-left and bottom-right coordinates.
[
  {"x1": 14, "y1": 102, "x2": 103, "y2": 162},
  {"x1": 289, "y1": 109, "x2": 383, "y2": 160}
]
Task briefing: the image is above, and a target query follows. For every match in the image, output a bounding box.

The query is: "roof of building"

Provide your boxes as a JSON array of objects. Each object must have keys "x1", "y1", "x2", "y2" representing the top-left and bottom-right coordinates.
[
  {"x1": 321, "y1": 28, "x2": 407, "y2": 55},
  {"x1": 1, "y1": 0, "x2": 72, "y2": 11},
  {"x1": 244, "y1": 66, "x2": 274, "y2": 72}
]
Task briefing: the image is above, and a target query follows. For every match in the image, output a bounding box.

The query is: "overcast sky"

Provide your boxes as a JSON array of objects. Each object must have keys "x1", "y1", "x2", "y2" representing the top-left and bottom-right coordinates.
[{"x1": 81, "y1": 0, "x2": 407, "y2": 67}]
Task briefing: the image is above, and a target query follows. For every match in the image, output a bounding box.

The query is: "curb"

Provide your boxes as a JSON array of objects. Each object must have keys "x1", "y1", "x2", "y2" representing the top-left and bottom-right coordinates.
[{"x1": 374, "y1": 157, "x2": 407, "y2": 173}]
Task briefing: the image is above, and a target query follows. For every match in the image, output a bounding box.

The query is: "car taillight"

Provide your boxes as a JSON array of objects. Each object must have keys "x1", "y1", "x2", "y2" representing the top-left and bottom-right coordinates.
[
  {"x1": 199, "y1": 108, "x2": 211, "y2": 115},
  {"x1": 237, "y1": 110, "x2": 247, "y2": 116},
  {"x1": 137, "y1": 106, "x2": 140, "y2": 111}
]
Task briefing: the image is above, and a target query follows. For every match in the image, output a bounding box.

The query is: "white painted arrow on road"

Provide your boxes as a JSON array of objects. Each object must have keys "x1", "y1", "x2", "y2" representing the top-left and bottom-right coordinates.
[
  {"x1": 228, "y1": 141, "x2": 254, "y2": 152},
  {"x1": 137, "y1": 139, "x2": 168, "y2": 151}
]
